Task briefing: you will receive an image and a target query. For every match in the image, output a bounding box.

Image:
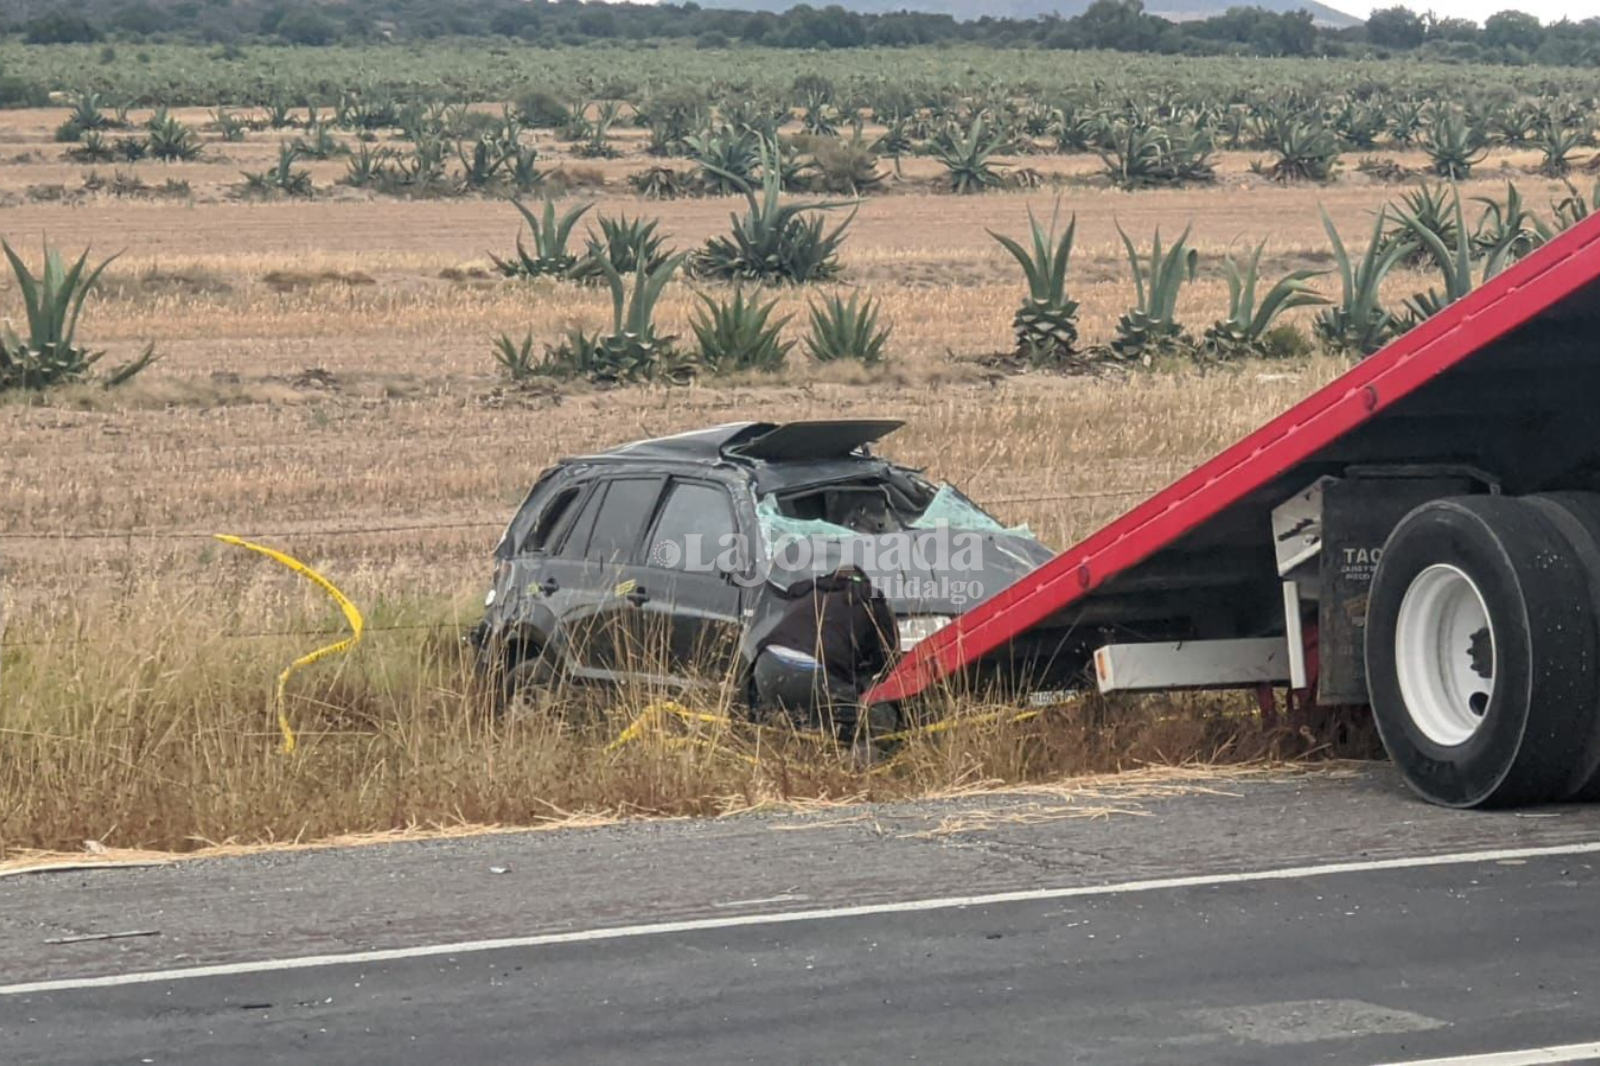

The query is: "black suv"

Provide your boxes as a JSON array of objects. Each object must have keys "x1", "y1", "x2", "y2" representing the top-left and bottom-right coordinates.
[{"x1": 472, "y1": 420, "x2": 1052, "y2": 705}]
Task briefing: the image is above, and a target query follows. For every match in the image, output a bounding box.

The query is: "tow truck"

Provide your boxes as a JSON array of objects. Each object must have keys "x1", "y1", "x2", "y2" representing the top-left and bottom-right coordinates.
[{"x1": 866, "y1": 212, "x2": 1600, "y2": 809}]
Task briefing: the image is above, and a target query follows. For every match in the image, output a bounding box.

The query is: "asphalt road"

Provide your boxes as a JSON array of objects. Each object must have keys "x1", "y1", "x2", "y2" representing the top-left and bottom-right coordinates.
[{"x1": 6, "y1": 767, "x2": 1600, "y2": 1065}]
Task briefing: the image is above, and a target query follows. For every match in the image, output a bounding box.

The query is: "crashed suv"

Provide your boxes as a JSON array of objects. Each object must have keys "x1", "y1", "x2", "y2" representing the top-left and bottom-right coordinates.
[{"x1": 472, "y1": 420, "x2": 1052, "y2": 716}]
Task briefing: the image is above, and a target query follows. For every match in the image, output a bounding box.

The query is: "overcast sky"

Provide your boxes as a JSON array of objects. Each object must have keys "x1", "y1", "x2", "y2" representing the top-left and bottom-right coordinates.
[{"x1": 1323, "y1": 0, "x2": 1596, "y2": 21}]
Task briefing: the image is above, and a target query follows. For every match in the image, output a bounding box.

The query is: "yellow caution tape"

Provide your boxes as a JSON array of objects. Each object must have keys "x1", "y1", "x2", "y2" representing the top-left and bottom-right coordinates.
[
  {"x1": 214, "y1": 534, "x2": 365, "y2": 755},
  {"x1": 606, "y1": 701, "x2": 732, "y2": 753}
]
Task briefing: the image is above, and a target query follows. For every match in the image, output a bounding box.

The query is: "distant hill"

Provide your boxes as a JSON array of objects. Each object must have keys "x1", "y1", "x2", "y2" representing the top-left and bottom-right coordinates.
[
  {"x1": 1148, "y1": 0, "x2": 1358, "y2": 25},
  {"x1": 699, "y1": 0, "x2": 1362, "y2": 30}
]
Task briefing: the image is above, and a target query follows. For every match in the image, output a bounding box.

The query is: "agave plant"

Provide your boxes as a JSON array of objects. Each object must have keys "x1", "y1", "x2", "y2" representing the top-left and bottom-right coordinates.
[
  {"x1": 69, "y1": 92, "x2": 109, "y2": 133},
  {"x1": 491, "y1": 331, "x2": 544, "y2": 383},
  {"x1": 1020, "y1": 103, "x2": 1055, "y2": 139},
  {"x1": 341, "y1": 143, "x2": 393, "y2": 188},
  {"x1": 638, "y1": 92, "x2": 702, "y2": 157},
  {"x1": 1052, "y1": 103, "x2": 1097, "y2": 153},
  {"x1": 804, "y1": 291, "x2": 890, "y2": 365},
  {"x1": 1162, "y1": 123, "x2": 1218, "y2": 184},
  {"x1": 455, "y1": 135, "x2": 508, "y2": 191},
  {"x1": 1421, "y1": 111, "x2": 1487, "y2": 180},
  {"x1": 505, "y1": 144, "x2": 544, "y2": 194},
  {"x1": 55, "y1": 92, "x2": 106, "y2": 142},
  {"x1": 572, "y1": 100, "x2": 623, "y2": 160},
  {"x1": 1314, "y1": 208, "x2": 1412, "y2": 358},
  {"x1": 1203, "y1": 241, "x2": 1328, "y2": 360},
  {"x1": 801, "y1": 91, "x2": 838, "y2": 137},
  {"x1": 1473, "y1": 182, "x2": 1549, "y2": 263},
  {"x1": 0, "y1": 240, "x2": 155, "y2": 391},
  {"x1": 1265, "y1": 123, "x2": 1341, "y2": 184},
  {"x1": 686, "y1": 125, "x2": 760, "y2": 196},
  {"x1": 724, "y1": 96, "x2": 788, "y2": 143},
  {"x1": 571, "y1": 214, "x2": 671, "y2": 283},
  {"x1": 551, "y1": 255, "x2": 693, "y2": 385},
  {"x1": 242, "y1": 144, "x2": 313, "y2": 197},
  {"x1": 489, "y1": 105, "x2": 524, "y2": 151},
  {"x1": 147, "y1": 108, "x2": 202, "y2": 162},
  {"x1": 1487, "y1": 104, "x2": 1539, "y2": 147},
  {"x1": 1396, "y1": 191, "x2": 1519, "y2": 325},
  {"x1": 1554, "y1": 179, "x2": 1598, "y2": 231},
  {"x1": 873, "y1": 115, "x2": 914, "y2": 178},
  {"x1": 1384, "y1": 182, "x2": 1459, "y2": 266},
  {"x1": 1333, "y1": 100, "x2": 1384, "y2": 150},
  {"x1": 1098, "y1": 119, "x2": 1215, "y2": 190},
  {"x1": 989, "y1": 202, "x2": 1079, "y2": 366},
  {"x1": 1097, "y1": 120, "x2": 1169, "y2": 190},
  {"x1": 765, "y1": 136, "x2": 818, "y2": 193},
  {"x1": 211, "y1": 107, "x2": 247, "y2": 143},
  {"x1": 1110, "y1": 224, "x2": 1199, "y2": 363},
  {"x1": 690, "y1": 152, "x2": 856, "y2": 285},
  {"x1": 344, "y1": 93, "x2": 401, "y2": 132},
  {"x1": 391, "y1": 136, "x2": 449, "y2": 192},
  {"x1": 1218, "y1": 106, "x2": 1251, "y2": 151},
  {"x1": 290, "y1": 118, "x2": 344, "y2": 160},
  {"x1": 66, "y1": 129, "x2": 115, "y2": 164},
  {"x1": 932, "y1": 116, "x2": 1005, "y2": 195},
  {"x1": 266, "y1": 100, "x2": 297, "y2": 130},
  {"x1": 690, "y1": 288, "x2": 794, "y2": 374},
  {"x1": 115, "y1": 135, "x2": 149, "y2": 162},
  {"x1": 491, "y1": 198, "x2": 594, "y2": 279},
  {"x1": 1535, "y1": 123, "x2": 1586, "y2": 178},
  {"x1": 1383, "y1": 97, "x2": 1423, "y2": 146}
]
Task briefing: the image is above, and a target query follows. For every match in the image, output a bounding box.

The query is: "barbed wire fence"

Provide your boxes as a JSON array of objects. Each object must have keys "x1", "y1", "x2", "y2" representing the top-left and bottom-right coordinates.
[{"x1": 0, "y1": 487, "x2": 1153, "y2": 651}]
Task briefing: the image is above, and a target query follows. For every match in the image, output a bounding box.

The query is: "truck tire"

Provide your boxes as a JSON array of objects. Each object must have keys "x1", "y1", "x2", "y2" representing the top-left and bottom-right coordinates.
[
  {"x1": 1525, "y1": 492, "x2": 1600, "y2": 800},
  {"x1": 1365, "y1": 496, "x2": 1598, "y2": 808}
]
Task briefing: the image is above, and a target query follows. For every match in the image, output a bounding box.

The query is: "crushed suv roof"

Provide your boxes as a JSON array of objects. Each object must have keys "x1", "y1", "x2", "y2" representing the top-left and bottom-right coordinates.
[{"x1": 576, "y1": 420, "x2": 905, "y2": 466}]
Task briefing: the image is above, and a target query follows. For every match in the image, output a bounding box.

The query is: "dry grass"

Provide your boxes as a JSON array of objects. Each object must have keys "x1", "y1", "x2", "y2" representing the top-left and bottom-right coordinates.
[
  {"x1": 0, "y1": 99, "x2": 1468, "y2": 857},
  {"x1": 0, "y1": 590, "x2": 1379, "y2": 858}
]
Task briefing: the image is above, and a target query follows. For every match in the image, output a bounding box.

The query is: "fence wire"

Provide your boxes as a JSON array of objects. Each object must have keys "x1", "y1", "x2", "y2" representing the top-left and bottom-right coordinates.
[
  {"x1": 0, "y1": 486, "x2": 1157, "y2": 650},
  {"x1": 0, "y1": 488, "x2": 1148, "y2": 544},
  {"x1": 0, "y1": 621, "x2": 465, "y2": 651}
]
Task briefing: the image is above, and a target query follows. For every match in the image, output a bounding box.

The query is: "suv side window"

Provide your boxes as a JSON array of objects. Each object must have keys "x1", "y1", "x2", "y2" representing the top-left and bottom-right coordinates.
[
  {"x1": 582, "y1": 477, "x2": 664, "y2": 564},
  {"x1": 519, "y1": 485, "x2": 584, "y2": 555},
  {"x1": 646, "y1": 481, "x2": 738, "y2": 572}
]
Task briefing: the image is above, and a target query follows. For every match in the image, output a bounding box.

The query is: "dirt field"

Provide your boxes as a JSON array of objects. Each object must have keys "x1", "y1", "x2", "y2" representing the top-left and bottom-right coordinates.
[{"x1": 1, "y1": 102, "x2": 1554, "y2": 854}]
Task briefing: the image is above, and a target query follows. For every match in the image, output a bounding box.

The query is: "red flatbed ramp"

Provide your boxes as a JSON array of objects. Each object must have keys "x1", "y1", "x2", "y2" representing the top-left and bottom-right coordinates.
[{"x1": 869, "y1": 212, "x2": 1600, "y2": 704}]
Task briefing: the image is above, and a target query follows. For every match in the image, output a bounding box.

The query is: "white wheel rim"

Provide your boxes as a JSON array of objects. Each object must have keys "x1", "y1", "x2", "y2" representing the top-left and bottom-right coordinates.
[{"x1": 1394, "y1": 564, "x2": 1496, "y2": 747}]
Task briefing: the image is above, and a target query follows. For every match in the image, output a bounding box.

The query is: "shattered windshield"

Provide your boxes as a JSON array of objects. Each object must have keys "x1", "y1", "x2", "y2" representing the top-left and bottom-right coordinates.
[
  {"x1": 756, "y1": 470, "x2": 1033, "y2": 553},
  {"x1": 910, "y1": 484, "x2": 1020, "y2": 535}
]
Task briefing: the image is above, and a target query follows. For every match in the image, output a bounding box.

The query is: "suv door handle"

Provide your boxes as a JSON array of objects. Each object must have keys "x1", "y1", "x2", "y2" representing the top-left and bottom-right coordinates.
[
  {"x1": 625, "y1": 585, "x2": 651, "y2": 606},
  {"x1": 539, "y1": 577, "x2": 560, "y2": 596}
]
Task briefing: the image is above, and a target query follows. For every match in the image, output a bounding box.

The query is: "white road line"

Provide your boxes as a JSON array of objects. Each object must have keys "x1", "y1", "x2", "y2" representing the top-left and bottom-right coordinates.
[
  {"x1": 1376, "y1": 1041, "x2": 1600, "y2": 1065},
  {"x1": 5, "y1": 839, "x2": 1599, "y2": 998}
]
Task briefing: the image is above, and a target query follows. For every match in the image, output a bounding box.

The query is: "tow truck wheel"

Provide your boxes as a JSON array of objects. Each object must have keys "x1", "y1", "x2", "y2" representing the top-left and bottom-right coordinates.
[
  {"x1": 1526, "y1": 493, "x2": 1600, "y2": 800},
  {"x1": 1365, "y1": 496, "x2": 1598, "y2": 808}
]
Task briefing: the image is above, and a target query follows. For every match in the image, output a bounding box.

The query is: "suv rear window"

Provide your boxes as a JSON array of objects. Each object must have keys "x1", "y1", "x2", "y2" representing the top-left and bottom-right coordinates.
[{"x1": 581, "y1": 477, "x2": 663, "y2": 563}]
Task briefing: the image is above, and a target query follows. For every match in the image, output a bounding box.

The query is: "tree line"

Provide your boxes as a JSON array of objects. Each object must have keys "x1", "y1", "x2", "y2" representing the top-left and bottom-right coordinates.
[{"x1": 9, "y1": 0, "x2": 1600, "y2": 69}]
